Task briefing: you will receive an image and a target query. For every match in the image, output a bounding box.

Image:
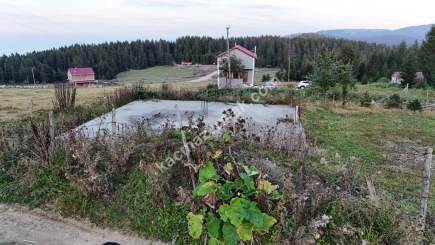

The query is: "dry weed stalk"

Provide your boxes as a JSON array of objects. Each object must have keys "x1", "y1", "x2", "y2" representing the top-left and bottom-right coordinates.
[{"x1": 53, "y1": 84, "x2": 76, "y2": 111}]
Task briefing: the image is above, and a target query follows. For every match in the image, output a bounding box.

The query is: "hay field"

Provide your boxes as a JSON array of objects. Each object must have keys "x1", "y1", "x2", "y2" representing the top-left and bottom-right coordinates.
[{"x1": 0, "y1": 86, "x2": 120, "y2": 121}]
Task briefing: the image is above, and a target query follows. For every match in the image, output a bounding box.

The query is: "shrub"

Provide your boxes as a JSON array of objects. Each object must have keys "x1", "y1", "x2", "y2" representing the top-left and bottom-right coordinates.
[
  {"x1": 360, "y1": 92, "x2": 372, "y2": 107},
  {"x1": 407, "y1": 99, "x2": 422, "y2": 111},
  {"x1": 376, "y1": 77, "x2": 390, "y2": 84},
  {"x1": 262, "y1": 74, "x2": 272, "y2": 82},
  {"x1": 385, "y1": 94, "x2": 402, "y2": 108}
]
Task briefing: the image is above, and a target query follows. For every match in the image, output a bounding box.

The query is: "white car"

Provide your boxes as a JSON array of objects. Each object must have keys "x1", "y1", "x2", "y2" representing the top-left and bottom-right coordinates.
[{"x1": 297, "y1": 80, "x2": 312, "y2": 89}]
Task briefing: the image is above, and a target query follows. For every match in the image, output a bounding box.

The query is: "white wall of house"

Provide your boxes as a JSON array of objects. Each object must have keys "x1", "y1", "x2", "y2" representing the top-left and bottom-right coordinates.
[{"x1": 217, "y1": 48, "x2": 255, "y2": 88}]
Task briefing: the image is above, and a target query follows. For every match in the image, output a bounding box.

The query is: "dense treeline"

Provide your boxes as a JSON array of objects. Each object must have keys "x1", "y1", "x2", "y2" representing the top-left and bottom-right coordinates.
[{"x1": 1, "y1": 29, "x2": 434, "y2": 86}]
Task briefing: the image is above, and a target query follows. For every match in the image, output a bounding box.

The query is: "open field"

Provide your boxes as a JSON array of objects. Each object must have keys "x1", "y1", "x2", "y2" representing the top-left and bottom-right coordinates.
[
  {"x1": 0, "y1": 86, "x2": 121, "y2": 121},
  {"x1": 302, "y1": 104, "x2": 435, "y2": 213},
  {"x1": 356, "y1": 83, "x2": 435, "y2": 103},
  {"x1": 115, "y1": 65, "x2": 216, "y2": 84},
  {"x1": 254, "y1": 68, "x2": 280, "y2": 82},
  {"x1": 0, "y1": 81, "x2": 213, "y2": 121}
]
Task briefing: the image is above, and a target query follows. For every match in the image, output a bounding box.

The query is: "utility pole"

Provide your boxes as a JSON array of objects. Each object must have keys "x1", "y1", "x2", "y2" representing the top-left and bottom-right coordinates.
[
  {"x1": 287, "y1": 39, "x2": 296, "y2": 83},
  {"x1": 31, "y1": 67, "x2": 36, "y2": 85},
  {"x1": 287, "y1": 53, "x2": 291, "y2": 83},
  {"x1": 226, "y1": 25, "x2": 231, "y2": 88}
]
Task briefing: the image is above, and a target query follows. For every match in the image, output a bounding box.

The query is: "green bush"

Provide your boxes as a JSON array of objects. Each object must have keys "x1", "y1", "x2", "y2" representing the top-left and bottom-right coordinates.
[
  {"x1": 360, "y1": 92, "x2": 372, "y2": 107},
  {"x1": 376, "y1": 77, "x2": 390, "y2": 84},
  {"x1": 385, "y1": 94, "x2": 402, "y2": 108},
  {"x1": 407, "y1": 99, "x2": 423, "y2": 111},
  {"x1": 187, "y1": 159, "x2": 280, "y2": 244}
]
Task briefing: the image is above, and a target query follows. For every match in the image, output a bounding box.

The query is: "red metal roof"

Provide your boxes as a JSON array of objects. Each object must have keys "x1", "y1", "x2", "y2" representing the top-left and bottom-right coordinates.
[
  {"x1": 68, "y1": 67, "x2": 95, "y2": 76},
  {"x1": 217, "y1": 45, "x2": 257, "y2": 60}
]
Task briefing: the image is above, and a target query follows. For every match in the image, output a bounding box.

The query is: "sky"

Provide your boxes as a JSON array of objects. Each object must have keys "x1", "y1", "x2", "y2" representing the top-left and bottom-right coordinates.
[{"x1": 1, "y1": 0, "x2": 435, "y2": 54}]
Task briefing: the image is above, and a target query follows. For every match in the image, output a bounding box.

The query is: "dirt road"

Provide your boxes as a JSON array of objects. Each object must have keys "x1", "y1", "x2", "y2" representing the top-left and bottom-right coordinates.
[
  {"x1": 184, "y1": 70, "x2": 218, "y2": 83},
  {"x1": 0, "y1": 204, "x2": 164, "y2": 245}
]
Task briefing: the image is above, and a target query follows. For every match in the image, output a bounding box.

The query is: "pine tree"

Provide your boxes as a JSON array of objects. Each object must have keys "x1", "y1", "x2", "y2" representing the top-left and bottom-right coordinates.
[
  {"x1": 401, "y1": 53, "x2": 417, "y2": 87},
  {"x1": 419, "y1": 25, "x2": 435, "y2": 87}
]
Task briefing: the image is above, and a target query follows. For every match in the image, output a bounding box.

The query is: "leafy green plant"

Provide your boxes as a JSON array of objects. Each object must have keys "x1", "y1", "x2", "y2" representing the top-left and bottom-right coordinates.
[
  {"x1": 360, "y1": 92, "x2": 372, "y2": 107},
  {"x1": 385, "y1": 94, "x2": 402, "y2": 108},
  {"x1": 187, "y1": 160, "x2": 279, "y2": 244},
  {"x1": 407, "y1": 99, "x2": 422, "y2": 111}
]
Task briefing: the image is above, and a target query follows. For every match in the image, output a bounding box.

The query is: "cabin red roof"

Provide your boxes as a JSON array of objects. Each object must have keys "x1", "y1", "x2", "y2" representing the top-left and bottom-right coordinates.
[
  {"x1": 68, "y1": 67, "x2": 95, "y2": 76},
  {"x1": 217, "y1": 45, "x2": 257, "y2": 60}
]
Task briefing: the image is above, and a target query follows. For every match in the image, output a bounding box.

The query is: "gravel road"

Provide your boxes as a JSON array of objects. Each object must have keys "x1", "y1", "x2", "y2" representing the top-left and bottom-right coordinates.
[{"x1": 0, "y1": 204, "x2": 164, "y2": 245}]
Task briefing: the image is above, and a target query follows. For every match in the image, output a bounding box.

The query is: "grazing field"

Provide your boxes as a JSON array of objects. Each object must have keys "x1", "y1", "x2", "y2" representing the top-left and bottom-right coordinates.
[
  {"x1": 0, "y1": 86, "x2": 121, "y2": 121},
  {"x1": 0, "y1": 81, "x2": 213, "y2": 122},
  {"x1": 356, "y1": 83, "x2": 435, "y2": 103},
  {"x1": 254, "y1": 68, "x2": 280, "y2": 82},
  {"x1": 303, "y1": 105, "x2": 435, "y2": 213},
  {"x1": 115, "y1": 65, "x2": 216, "y2": 84}
]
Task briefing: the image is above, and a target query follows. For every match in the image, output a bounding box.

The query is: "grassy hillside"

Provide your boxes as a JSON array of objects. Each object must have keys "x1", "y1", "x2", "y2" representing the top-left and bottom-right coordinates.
[{"x1": 115, "y1": 65, "x2": 215, "y2": 84}]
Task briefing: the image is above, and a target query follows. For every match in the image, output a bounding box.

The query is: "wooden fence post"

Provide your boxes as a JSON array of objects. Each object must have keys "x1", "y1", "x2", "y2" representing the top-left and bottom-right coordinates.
[
  {"x1": 111, "y1": 108, "x2": 116, "y2": 150},
  {"x1": 366, "y1": 176, "x2": 380, "y2": 207},
  {"x1": 417, "y1": 147, "x2": 433, "y2": 231},
  {"x1": 29, "y1": 98, "x2": 33, "y2": 118}
]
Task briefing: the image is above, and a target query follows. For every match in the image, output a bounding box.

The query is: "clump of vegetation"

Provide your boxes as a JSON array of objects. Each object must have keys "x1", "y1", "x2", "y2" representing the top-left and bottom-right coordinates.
[
  {"x1": 187, "y1": 160, "x2": 279, "y2": 243},
  {"x1": 360, "y1": 92, "x2": 372, "y2": 107},
  {"x1": 53, "y1": 84, "x2": 76, "y2": 112},
  {"x1": 376, "y1": 77, "x2": 390, "y2": 84},
  {"x1": 261, "y1": 73, "x2": 271, "y2": 82},
  {"x1": 385, "y1": 94, "x2": 402, "y2": 108},
  {"x1": 308, "y1": 51, "x2": 355, "y2": 105},
  {"x1": 407, "y1": 99, "x2": 422, "y2": 111}
]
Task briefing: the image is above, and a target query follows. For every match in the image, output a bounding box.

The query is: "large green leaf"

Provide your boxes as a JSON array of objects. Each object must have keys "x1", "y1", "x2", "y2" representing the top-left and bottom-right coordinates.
[
  {"x1": 257, "y1": 180, "x2": 278, "y2": 194},
  {"x1": 217, "y1": 181, "x2": 234, "y2": 201},
  {"x1": 243, "y1": 165, "x2": 260, "y2": 176},
  {"x1": 239, "y1": 173, "x2": 256, "y2": 195},
  {"x1": 207, "y1": 213, "x2": 221, "y2": 239},
  {"x1": 193, "y1": 181, "x2": 218, "y2": 197},
  {"x1": 218, "y1": 204, "x2": 230, "y2": 222},
  {"x1": 245, "y1": 206, "x2": 264, "y2": 228},
  {"x1": 187, "y1": 212, "x2": 204, "y2": 239},
  {"x1": 236, "y1": 222, "x2": 254, "y2": 241},
  {"x1": 198, "y1": 160, "x2": 220, "y2": 183},
  {"x1": 222, "y1": 222, "x2": 239, "y2": 245},
  {"x1": 208, "y1": 237, "x2": 220, "y2": 245},
  {"x1": 226, "y1": 198, "x2": 247, "y2": 227},
  {"x1": 224, "y1": 162, "x2": 234, "y2": 175},
  {"x1": 256, "y1": 213, "x2": 277, "y2": 231},
  {"x1": 223, "y1": 132, "x2": 231, "y2": 143}
]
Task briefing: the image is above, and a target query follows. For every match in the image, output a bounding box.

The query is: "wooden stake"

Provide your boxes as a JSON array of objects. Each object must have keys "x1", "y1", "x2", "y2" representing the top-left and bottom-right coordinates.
[
  {"x1": 48, "y1": 111, "x2": 54, "y2": 142},
  {"x1": 417, "y1": 148, "x2": 433, "y2": 231},
  {"x1": 29, "y1": 98, "x2": 33, "y2": 118},
  {"x1": 366, "y1": 176, "x2": 379, "y2": 207},
  {"x1": 111, "y1": 108, "x2": 116, "y2": 151}
]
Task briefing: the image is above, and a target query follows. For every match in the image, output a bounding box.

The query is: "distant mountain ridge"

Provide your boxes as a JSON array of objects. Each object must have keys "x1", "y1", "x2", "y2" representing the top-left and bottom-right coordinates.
[{"x1": 298, "y1": 24, "x2": 434, "y2": 45}]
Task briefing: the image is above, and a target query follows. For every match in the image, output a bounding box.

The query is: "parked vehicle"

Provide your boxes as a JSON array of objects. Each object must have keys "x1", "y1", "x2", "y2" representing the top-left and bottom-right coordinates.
[{"x1": 297, "y1": 80, "x2": 312, "y2": 89}]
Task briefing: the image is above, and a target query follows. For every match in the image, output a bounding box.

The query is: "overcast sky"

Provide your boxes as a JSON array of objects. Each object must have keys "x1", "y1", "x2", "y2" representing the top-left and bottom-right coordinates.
[{"x1": 1, "y1": 0, "x2": 435, "y2": 54}]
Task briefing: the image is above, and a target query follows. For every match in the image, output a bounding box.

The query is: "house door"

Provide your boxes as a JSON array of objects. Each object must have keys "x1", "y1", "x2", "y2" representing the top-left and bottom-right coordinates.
[{"x1": 242, "y1": 72, "x2": 248, "y2": 83}]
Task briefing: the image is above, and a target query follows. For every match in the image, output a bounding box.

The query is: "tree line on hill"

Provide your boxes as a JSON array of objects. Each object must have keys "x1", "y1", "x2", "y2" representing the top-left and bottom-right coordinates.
[{"x1": 0, "y1": 25, "x2": 434, "y2": 87}]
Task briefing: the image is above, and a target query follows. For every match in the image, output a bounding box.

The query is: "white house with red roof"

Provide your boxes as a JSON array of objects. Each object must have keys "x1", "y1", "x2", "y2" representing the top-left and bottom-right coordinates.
[
  {"x1": 67, "y1": 67, "x2": 96, "y2": 85},
  {"x1": 216, "y1": 44, "x2": 257, "y2": 89}
]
